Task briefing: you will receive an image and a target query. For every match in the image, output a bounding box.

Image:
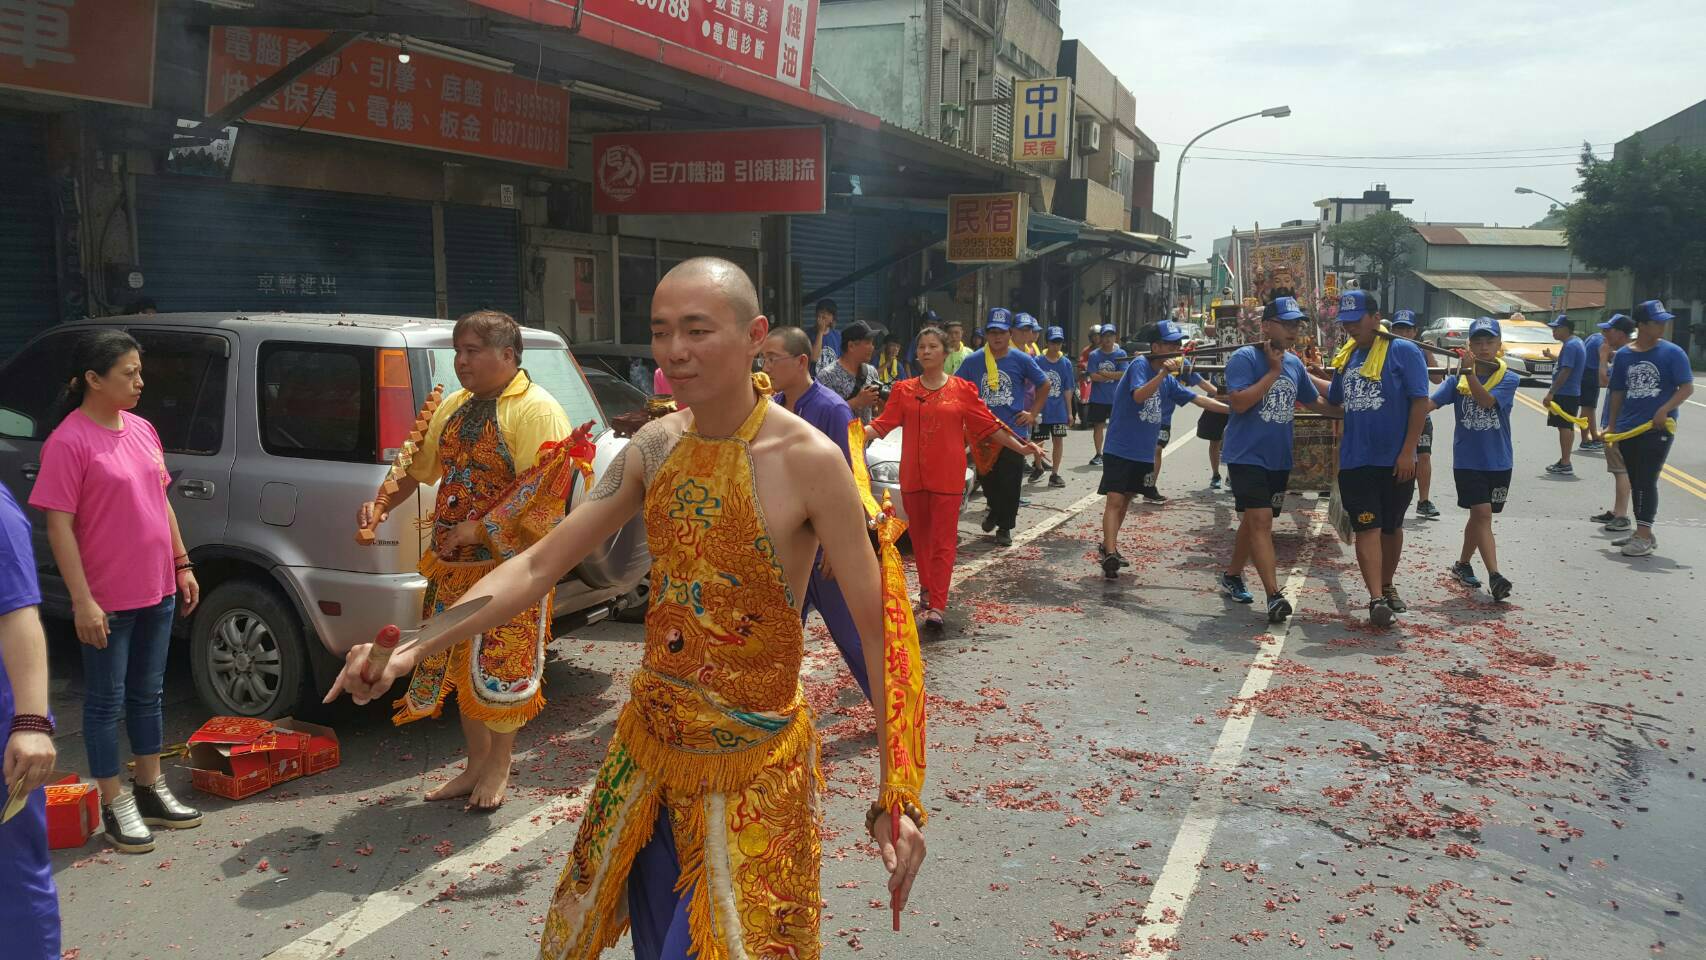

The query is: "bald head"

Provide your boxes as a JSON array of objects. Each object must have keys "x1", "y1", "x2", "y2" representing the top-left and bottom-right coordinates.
[{"x1": 660, "y1": 257, "x2": 761, "y2": 326}]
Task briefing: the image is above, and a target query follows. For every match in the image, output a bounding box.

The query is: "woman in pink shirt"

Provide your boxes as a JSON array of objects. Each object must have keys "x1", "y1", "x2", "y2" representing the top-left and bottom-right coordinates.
[{"x1": 29, "y1": 330, "x2": 203, "y2": 855}]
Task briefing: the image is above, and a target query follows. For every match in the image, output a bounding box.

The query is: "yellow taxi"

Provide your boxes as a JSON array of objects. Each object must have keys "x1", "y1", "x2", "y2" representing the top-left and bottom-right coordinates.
[{"x1": 1495, "y1": 319, "x2": 1564, "y2": 382}]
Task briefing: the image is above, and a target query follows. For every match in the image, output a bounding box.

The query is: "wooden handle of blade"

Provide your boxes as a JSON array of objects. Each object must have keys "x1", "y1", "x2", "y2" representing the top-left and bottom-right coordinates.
[{"x1": 361, "y1": 625, "x2": 403, "y2": 684}]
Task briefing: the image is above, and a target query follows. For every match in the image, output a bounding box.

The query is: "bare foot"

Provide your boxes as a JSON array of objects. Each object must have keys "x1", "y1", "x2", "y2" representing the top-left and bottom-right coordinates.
[
  {"x1": 424, "y1": 766, "x2": 479, "y2": 802},
  {"x1": 465, "y1": 761, "x2": 510, "y2": 812}
]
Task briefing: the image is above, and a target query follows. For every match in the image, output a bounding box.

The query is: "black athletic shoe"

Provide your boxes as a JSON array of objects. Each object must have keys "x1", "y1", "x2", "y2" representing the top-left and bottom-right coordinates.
[
  {"x1": 1589, "y1": 511, "x2": 1616, "y2": 524},
  {"x1": 1449, "y1": 561, "x2": 1481, "y2": 589},
  {"x1": 1048, "y1": 474, "x2": 1066, "y2": 488},
  {"x1": 1089, "y1": 454, "x2": 1104, "y2": 467},
  {"x1": 1210, "y1": 474, "x2": 1222, "y2": 490},
  {"x1": 981, "y1": 512, "x2": 996, "y2": 533},
  {"x1": 1488, "y1": 572, "x2": 1513, "y2": 602},
  {"x1": 1143, "y1": 492, "x2": 1167, "y2": 504},
  {"x1": 994, "y1": 528, "x2": 1012, "y2": 547},
  {"x1": 1219, "y1": 573, "x2": 1253, "y2": 604},
  {"x1": 1100, "y1": 549, "x2": 1122, "y2": 579},
  {"x1": 1382, "y1": 586, "x2": 1408, "y2": 614},
  {"x1": 1416, "y1": 500, "x2": 1441, "y2": 520},
  {"x1": 1028, "y1": 464, "x2": 1045, "y2": 483},
  {"x1": 1368, "y1": 597, "x2": 1394, "y2": 627},
  {"x1": 1266, "y1": 594, "x2": 1292, "y2": 624}
]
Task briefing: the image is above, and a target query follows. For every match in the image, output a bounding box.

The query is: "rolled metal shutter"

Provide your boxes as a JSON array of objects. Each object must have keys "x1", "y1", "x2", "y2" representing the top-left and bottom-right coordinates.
[
  {"x1": 854, "y1": 219, "x2": 890, "y2": 328},
  {"x1": 0, "y1": 117, "x2": 59, "y2": 359},
  {"x1": 790, "y1": 212, "x2": 860, "y2": 320},
  {"x1": 134, "y1": 177, "x2": 435, "y2": 316},
  {"x1": 443, "y1": 204, "x2": 520, "y2": 320}
]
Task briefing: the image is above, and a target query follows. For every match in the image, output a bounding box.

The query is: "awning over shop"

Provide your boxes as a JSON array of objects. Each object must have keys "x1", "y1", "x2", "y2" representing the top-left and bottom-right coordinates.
[{"x1": 1411, "y1": 269, "x2": 1607, "y2": 315}]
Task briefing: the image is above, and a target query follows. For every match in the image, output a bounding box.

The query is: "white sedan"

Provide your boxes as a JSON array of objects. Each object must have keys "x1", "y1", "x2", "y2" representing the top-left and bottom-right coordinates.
[{"x1": 863, "y1": 426, "x2": 977, "y2": 522}]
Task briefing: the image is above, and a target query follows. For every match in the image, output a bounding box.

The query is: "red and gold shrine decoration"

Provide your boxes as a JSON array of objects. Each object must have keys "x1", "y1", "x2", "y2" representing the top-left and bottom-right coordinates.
[
  {"x1": 846, "y1": 420, "x2": 928, "y2": 822},
  {"x1": 947, "y1": 192, "x2": 1030, "y2": 264},
  {"x1": 0, "y1": 0, "x2": 157, "y2": 107},
  {"x1": 205, "y1": 27, "x2": 569, "y2": 169},
  {"x1": 591, "y1": 125, "x2": 825, "y2": 215},
  {"x1": 472, "y1": 0, "x2": 817, "y2": 91}
]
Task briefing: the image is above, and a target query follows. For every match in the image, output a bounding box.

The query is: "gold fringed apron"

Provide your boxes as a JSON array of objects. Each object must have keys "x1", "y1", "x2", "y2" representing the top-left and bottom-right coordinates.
[{"x1": 541, "y1": 390, "x2": 823, "y2": 960}]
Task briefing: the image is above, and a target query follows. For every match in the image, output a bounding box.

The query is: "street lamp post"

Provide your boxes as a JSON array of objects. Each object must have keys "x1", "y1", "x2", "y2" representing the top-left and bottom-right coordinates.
[
  {"x1": 1164, "y1": 105, "x2": 1291, "y2": 316},
  {"x1": 1515, "y1": 186, "x2": 1573, "y2": 319}
]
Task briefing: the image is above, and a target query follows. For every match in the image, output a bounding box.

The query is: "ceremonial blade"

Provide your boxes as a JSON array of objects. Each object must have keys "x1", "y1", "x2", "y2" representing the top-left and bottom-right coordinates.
[{"x1": 393, "y1": 595, "x2": 495, "y2": 657}]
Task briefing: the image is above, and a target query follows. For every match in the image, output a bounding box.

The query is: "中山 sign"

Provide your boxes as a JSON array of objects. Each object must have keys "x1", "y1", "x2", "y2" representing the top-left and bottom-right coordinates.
[
  {"x1": 0, "y1": 0, "x2": 157, "y2": 107},
  {"x1": 1011, "y1": 77, "x2": 1071, "y2": 163},
  {"x1": 205, "y1": 27, "x2": 569, "y2": 169},
  {"x1": 591, "y1": 125, "x2": 825, "y2": 216},
  {"x1": 947, "y1": 193, "x2": 1029, "y2": 263},
  {"x1": 470, "y1": 0, "x2": 817, "y2": 92}
]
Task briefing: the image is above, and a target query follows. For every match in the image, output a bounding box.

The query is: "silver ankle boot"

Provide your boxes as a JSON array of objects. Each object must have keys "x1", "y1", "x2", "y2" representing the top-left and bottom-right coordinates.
[
  {"x1": 134, "y1": 779, "x2": 203, "y2": 829},
  {"x1": 103, "y1": 792, "x2": 157, "y2": 853}
]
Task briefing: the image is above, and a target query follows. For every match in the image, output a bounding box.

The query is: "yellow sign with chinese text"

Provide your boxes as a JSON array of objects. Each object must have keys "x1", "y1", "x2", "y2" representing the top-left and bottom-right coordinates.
[
  {"x1": 1012, "y1": 77, "x2": 1072, "y2": 163},
  {"x1": 947, "y1": 192, "x2": 1029, "y2": 263}
]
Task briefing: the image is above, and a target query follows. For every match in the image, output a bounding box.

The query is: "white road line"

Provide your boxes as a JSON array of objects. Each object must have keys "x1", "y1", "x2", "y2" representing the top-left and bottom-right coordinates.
[
  {"x1": 264, "y1": 789, "x2": 587, "y2": 959},
  {"x1": 955, "y1": 433, "x2": 1199, "y2": 583},
  {"x1": 1127, "y1": 503, "x2": 1331, "y2": 959}
]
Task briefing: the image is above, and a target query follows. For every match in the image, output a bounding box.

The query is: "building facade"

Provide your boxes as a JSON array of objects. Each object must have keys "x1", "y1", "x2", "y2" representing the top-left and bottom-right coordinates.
[{"x1": 1398, "y1": 225, "x2": 1604, "y2": 326}]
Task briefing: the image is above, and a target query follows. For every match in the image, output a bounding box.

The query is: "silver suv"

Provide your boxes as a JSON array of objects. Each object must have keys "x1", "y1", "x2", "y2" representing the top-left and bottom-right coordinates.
[{"x1": 0, "y1": 314, "x2": 649, "y2": 719}]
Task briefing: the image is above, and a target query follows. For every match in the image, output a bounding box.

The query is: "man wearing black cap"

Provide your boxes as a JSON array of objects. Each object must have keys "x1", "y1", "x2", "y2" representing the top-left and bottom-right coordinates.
[
  {"x1": 1589, "y1": 314, "x2": 1637, "y2": 535},
  {"x1": 1605, "y1": 300, "x2": 1695, "y2": 558},
  {"x1": 1322, "y1": 290, "x2": 1431, "y2": 626},
  {"x1": 818, "y1": 321, "x2": 881, "y2": 424},
  {"x1": 1542, "y1": 314, "x2": 1587, "y2": 476}
]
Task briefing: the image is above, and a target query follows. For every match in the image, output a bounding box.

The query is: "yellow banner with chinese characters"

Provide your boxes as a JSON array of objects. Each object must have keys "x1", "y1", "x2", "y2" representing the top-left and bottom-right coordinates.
[
  {"x1": 846, "y1": 420, "x2": 928, "y2": 819},
  {"x1": 948, "y1": 192, "x2": 1028, "y2": 264}
]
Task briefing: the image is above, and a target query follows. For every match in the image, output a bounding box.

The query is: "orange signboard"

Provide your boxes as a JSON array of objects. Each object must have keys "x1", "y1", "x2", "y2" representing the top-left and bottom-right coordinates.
[
  {"x1": 205, "y1": 27, "x2": 569, "y2": 169},
  {"x1": 947, "y1": 192, "x2": 1029, "y2": 263},
  {"x1": 0, "y1": 0, "x2": 157, "y2": 107}
]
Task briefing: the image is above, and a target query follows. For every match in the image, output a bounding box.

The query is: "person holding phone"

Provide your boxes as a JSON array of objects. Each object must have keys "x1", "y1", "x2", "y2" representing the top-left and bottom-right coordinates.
[{"x1": 818, "y1": 321, "x2": 882, "y2": 424}]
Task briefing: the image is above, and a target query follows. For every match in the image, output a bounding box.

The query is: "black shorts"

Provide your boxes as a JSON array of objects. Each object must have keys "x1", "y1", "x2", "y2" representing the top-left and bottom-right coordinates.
[
  {"x1": 1578, "y1": 380, "x2": 1601, "y2": 421},
  {"x1": 1417, "y1": 417, "x2": 1434, "y2": 455},
  {"x1": 1033, "y1": 422, "x2": 1068, "y2": 440},
  {"x1": 1547, "y1": 395, "x2": 1581, "y2": 429},
  {"x1": 1196, "y1": 410, "x2": 1229, "y2": 441},
  {"x1": 1156, "y1": 427, "x2": 1173, "y2": 447},
  {"x1": 1099, "y1": 452, "x2": 1156, "y2": 496},
  {"x1": 1085, "y1": 402, "x2": 1113, "y2": 425},
  {"x1": 1228, "y1": 464, "x2": 1289, "y2": 515},
  {"x1": 1454, "y1": 468, "x2": 1513, "y2": 512},
  {"x1": 1337, "y1": 465, "x2": 1416, "y2": 534}
]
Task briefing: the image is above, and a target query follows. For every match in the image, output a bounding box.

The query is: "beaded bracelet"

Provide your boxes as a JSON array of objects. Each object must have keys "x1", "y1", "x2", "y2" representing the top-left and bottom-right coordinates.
[
  {"x1": 10, "y1": 713, "x2": 54, "y2": 736},
  {"x1": 176, "y1": 562, "x2": 195, "y2": 572},
  {"x1": 865, "y1": 800, "x2": 925, "y2": 836}
]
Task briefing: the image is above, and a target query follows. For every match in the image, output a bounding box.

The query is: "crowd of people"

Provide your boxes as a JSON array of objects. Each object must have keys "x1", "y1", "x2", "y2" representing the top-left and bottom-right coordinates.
[{"x1": 0, "y1": 261, "x2": 1694, "y2": 960}]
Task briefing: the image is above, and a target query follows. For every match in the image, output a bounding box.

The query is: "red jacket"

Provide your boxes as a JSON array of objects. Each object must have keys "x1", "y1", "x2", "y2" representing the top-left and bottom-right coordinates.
[{"x1": 871, "y1": 376, "x2": 1003, "y2": 495}]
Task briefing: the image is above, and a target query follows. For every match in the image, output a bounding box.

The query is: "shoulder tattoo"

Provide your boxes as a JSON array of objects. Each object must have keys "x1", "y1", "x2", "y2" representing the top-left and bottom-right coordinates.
[
  {"x1": 587, "y1": 447, "x2": 627, "y2": 501},
  {"x1": 631, "y1": 420, "x2": 679, "y2": 489}
]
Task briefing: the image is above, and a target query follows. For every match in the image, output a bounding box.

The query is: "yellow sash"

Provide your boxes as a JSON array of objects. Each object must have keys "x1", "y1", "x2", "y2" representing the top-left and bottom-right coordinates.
[
  {"x1": 1604, "y1": 418, "x2": 1677, "y2": 444},
  {"x1": 1547, "y1": 399, "x2": 1590, "y2": 429},
  {"x1": 1458, "y1": 359, "x2": 1508, "y2": 395},
  {"x1": 847, "y1": 420, "x2": 928, "y2": 821},
  {"x1": 1331, "y1": 332, "x2": 1391, "y2": 381},
  {"x1": 983, "y1": 348, "x2": 1001, "y2": 392}
]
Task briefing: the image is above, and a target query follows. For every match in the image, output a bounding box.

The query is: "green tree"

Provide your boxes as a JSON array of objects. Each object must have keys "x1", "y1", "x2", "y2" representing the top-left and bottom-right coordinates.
[
  {"x1": 1566, "y1": 139, "x2": 1706, "y2": 295},
  {"x1": 1325, "y1": 209, "x2": 1416, "y2": 307}
]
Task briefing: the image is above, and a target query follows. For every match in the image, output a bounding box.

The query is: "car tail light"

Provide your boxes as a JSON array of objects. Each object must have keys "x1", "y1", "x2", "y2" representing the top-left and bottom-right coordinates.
[{"x1": 376, "y1": 348, "x2": 414, "y2": 463}]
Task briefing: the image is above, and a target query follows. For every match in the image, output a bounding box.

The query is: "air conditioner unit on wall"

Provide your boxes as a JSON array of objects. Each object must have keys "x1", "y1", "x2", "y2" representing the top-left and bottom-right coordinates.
[{"x1": 1076, "y1": 118, "x2": 1101, "y2": 155}]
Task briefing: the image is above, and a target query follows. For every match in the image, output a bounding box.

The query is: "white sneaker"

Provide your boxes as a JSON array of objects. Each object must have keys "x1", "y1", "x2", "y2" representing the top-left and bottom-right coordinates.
[
  {"x1": 1621, "y1": 537, "x2": 1656, "y2": 557},
  {"x1": 1611, "y1": 534, "x2": 1635, "y2": 547}
]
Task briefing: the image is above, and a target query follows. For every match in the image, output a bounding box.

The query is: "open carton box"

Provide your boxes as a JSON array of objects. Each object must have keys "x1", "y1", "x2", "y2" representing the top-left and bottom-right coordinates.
[
  {"x1": 187, "y1": 716, "x2": 340, "y2": 800},
  {"x1": 45, "y1": 771, "x2": 100, "y2": 849}
]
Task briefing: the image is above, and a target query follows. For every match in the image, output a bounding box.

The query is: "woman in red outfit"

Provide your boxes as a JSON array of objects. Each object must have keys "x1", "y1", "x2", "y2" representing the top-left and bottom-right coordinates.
[{"x1": 870, "y1": 326, "x2": 1041, "y2": 629}]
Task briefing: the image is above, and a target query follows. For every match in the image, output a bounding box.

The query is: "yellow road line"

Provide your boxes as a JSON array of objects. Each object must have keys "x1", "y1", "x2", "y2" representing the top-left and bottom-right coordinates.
[{"x1": 1511, "y1": 392, "x2": 1706, "y2": 501}]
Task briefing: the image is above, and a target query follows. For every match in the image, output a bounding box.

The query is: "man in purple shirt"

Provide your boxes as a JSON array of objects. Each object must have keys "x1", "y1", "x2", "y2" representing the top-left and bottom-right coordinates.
[
  {"x1": 0, "y1": 484, "x2": 61, "y2": 960},
  {"x1": 760, "y1": 326, "x2": 872, "y2": 700}
]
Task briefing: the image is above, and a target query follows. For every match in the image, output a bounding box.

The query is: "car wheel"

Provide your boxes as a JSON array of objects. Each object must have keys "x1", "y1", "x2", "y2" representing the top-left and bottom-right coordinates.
[{"x1": 191, "y1": 579, "x2": 307, "y2": 719}]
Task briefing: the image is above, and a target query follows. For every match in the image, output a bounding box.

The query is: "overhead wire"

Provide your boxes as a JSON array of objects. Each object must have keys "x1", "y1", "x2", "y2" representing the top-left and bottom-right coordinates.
[{"x1": 1155, "y1": 142, "x2": 1614, "y2": 160}]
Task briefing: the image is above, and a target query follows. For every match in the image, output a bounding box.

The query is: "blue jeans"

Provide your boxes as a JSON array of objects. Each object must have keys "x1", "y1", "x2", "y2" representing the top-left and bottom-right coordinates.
[{"x1": 80, "y1": 596, "x2": 175, "y2": 779}]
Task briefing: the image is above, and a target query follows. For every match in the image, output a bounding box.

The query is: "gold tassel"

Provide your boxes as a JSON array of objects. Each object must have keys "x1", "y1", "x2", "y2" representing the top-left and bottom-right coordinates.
[{"x1": 612, "y1": 697, "x2": 816, "y2": 797}]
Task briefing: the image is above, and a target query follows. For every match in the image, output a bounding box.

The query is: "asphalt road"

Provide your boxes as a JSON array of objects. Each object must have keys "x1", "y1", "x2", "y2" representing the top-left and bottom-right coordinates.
[{"x1": 42, "y1": 384, "x2": 1705, "y2": 960}]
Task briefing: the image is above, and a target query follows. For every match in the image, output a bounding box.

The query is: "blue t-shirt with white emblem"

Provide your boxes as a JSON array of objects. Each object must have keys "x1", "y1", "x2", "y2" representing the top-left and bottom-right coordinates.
[
  {"x1": 1554, "y1": 336, "x2": 1586, "y2": 395},
  {"x1": 1430, "y1": 373, "x2": 1520, "y2": 471},
  {"x1": 1085, "y1": 348, "x2": 1128, "y2": 405},
  {"x1": 1327, "y1": 336, "x2": 1431, "y2": 469},
  {"x1": 954, "y1": 348, "x2": 1048, "y2": 432},
  {"x1": 1222, "y1": 346, "x2": 1320, "y2": 470},
  {"x1": 1609, "y1": 340, "x2": 1692, "y2": 433},
  {"x1": 1037, "y1": 354, "x2": 1075, "y2": 425},
  {"x1": 1582, "y1": 332, "x2": 1604, "y2": 373},
  {"x1": 1104, "y1": 358, "x2": 1196, "y2": 462}
]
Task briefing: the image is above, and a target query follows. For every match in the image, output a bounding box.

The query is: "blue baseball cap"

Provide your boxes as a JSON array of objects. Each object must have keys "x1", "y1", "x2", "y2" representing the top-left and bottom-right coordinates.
[
  {"x1": 926, "y1": 309, "x2": 941, "y2": 323},
  {"x1": 1336, "y1": 289, "x2": 1378, "y2": 322},
  {"x1": 1265, "y1": 296, "x2": 1305, "y2": 322},
  {"x1": 1094, "y1": 323, "x2": 1114, "y2": 335},
  {"x1": 1046, "y1": 325, "x2": 1066, "y2": 342},
  {"x1": 1635, "y1": 299, "x2": 1675, "y2": 324},
  {"x1": 1015, "y1": 312, "x2": 1042, "y2": 331},
  {"x1": 1390, "y1": 309, "x2": 1418, "y2": 328},
  {"x1": 1469, "y1": 317, "x2": 1501, "y2": 339},
  {"x1": 1598, "y1": 313, "x2": 1635, "y2": 334},
  {"x1": 1155, "y1": 319, "x2": 1187, "y2": 343},
  {"x1": 1546, "y1": 313, "x2": 1573, "y2": 329},
  {"x1": 985, "y1": 307, "x2": 1012, "y2": 332}
]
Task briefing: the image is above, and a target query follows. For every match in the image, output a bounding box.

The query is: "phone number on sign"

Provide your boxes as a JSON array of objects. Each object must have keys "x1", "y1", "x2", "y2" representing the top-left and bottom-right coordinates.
[
  {"x1": 629, "y1": 0, "x2": 691, "y2": 23},
  {"x1": 492, "y1": 118, "x2": 563, "y2": 155}
]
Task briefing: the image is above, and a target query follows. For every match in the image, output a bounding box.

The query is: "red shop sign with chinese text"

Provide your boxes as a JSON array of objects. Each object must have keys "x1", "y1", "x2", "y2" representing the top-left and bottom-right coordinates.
[
  {"x1": 0, "y1": 0, "x2": 156, "y2": 107},
  {"x1": 592, "y1": 126, "x2": 825, "y2": 216},
  {"x1": 205, "y1": 27, "x2": 569, "y2": 169},
  {"x1": 472, "y1": 0, "x2": 817, "y2": 91}
]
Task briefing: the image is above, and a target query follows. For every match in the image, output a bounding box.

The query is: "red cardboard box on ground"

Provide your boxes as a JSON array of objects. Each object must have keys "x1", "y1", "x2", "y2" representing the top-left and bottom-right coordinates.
[
  {"x1": 187, "y1": 716, "x2": 341, "y2": 800},
  {"x1": 44, "y1": 772, "x2": 100, "y2": 850}
]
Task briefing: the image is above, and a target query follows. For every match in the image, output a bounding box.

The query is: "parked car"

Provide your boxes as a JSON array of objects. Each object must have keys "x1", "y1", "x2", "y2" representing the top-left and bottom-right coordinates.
[
  {"x1": 1494, "y1": 320, "x2": 1562, "y2": 382},
  {"x1": 582, "y1": 366, "x2": 649, "y2": 421},
  {"x1": 863, "y1": 427, "x2": 976, "y2": 523},
  {"x1": 0, "y1": 314, "x2": 650, "y2": 719},
  {"x1": 1420, "y1": 316, "x2": 1477, "y2": 351}
]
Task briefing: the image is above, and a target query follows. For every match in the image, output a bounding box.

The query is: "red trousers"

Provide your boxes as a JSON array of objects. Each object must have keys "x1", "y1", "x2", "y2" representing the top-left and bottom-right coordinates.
[{"x1": 903, "y1": 490, "x2": 963, "y2": 612}]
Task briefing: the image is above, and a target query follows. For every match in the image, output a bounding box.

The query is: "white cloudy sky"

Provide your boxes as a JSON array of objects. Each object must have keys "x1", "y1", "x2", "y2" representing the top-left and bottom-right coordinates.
[{"x1": 1059, "y1": 0, "x2": 1706, "y2": 258}]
